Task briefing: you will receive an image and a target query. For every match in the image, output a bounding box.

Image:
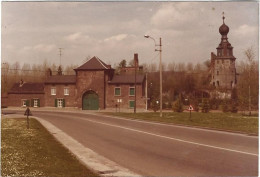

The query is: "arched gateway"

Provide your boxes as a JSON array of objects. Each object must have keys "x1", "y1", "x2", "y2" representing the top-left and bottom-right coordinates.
[{"x1": 82, "y1": 90, "x2": 99, "y2": 110}]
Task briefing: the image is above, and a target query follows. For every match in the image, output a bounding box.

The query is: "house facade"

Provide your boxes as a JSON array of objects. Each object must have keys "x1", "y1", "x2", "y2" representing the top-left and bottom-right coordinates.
[{"x1": 6, "y1": 54, "x2": 146, "y2": 110}]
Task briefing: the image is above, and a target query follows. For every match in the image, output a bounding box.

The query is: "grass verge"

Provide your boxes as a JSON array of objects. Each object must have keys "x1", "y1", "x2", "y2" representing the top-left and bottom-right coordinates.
[
  {"x1": 102, "y1": 112, "x2": 258, "y2": 135},
  {"x1": 1, "y1": 118, "x2": 99, "y2": 177}
]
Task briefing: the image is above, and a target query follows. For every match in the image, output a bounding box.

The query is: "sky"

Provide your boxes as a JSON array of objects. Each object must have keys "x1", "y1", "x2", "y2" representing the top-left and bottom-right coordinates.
[{"x1": 1, "y1": 1, "x2": 259, "y2": 69}]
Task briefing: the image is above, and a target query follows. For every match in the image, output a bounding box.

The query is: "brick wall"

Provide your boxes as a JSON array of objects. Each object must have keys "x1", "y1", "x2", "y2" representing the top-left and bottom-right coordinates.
[
  {"x1": 106, "y1": 84, "x2": 145, "y2": 109},
  {"x1": 75, "y1": 70, "x2": 105, "y2": 109},
  {"x1": 7, "y1": 93, "x2": 45, "y2": 107},
  {"x1": 44, "y1": 84, "x2": 77, "y2": 107}
]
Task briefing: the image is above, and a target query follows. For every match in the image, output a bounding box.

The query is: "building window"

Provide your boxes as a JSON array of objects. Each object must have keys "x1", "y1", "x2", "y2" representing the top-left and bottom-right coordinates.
[
  {"x1": 55, "y1": 98, "x2": 65, "y2": 108},
  {"x1": 58, "y1": 99, "x2": 63, "y2": 108},
  {"x1": 115, "y1": 87, "x2": 121, "y2": 96},
  {"x1": 34, "y1": 99, "x2": 38, "y2": 107},
  {"x1": 129, "y1": 87, "x2": 135, "y2": 96},
  {"x1": 217, "y1": 81, "x2": 220, "y2": 86},
  {"x1": 64, "y1": 88, "x2": 69, "y2": 95},
  {"x1": 129, "y1": 100, "x2": 135, "y2": 108},
  {"x1": 22, "y1": 99, "x2": 28, "y2": 107},
  {"x1": 51, "y1": 88, "x2": 56, "y2": 95},
  {"x1": 217, "y1": 71, "x2": 219, "y2": 75}
]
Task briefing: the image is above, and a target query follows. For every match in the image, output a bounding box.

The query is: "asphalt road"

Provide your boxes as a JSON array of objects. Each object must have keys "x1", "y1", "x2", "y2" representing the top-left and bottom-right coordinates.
[{"x1": 7, "y1": 110, "x2": 258, "y2": 176}]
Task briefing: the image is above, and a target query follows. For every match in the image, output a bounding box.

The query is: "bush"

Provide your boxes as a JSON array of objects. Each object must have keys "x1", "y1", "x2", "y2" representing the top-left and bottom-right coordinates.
[
  {"x1": 201, "y1": 98, "x2": 210, "y2": 113},
  {"x1": 172, "y1": 98, "x2": 183, "y2": 113},
  {"x1": 168, "y1": 102, "x2": 172, "y2": 109},
  {"x1": 151, "y1": 100, "x2": 159, "y2": 112},
  {"x1": 222, "y1": 99, "x2": 229, "y2": 113},
  {"x1": 230, "y1": 100, "x2": 238, "y2": 113},
  {"x1": 192, "y1": 99, "x2": 200, "y2": 112},
  {"x1": 162, "y1": 102, "x2": 167, "y2": 109}
]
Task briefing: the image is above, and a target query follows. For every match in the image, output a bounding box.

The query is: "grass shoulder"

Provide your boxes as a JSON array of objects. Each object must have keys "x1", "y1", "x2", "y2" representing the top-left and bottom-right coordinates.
[
  {"x1": 1, "y1": 118, "x2": 99, "y2": 177},
  {"x1": 101, "y1": 112, "x2": 258, "y2": 135}
]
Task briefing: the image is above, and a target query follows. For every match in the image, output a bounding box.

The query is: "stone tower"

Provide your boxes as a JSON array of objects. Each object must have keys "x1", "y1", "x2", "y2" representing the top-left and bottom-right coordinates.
[{"x1": 210, "y1": 14, "x2": 237, "y2": 90}]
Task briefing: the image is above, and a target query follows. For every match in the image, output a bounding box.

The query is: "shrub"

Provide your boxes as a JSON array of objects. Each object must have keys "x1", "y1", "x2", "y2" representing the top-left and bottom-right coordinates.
[
  {"x1": 151, "y1": 100, "x2": 159, "y2": 112},
  {"x1": 222, "y1": 99, "x2": 229, "y2": 113},
  {"x1": 172, "y1": 98, "x2": 183, "y2": 113},
  {"x1": 230, "y1": 100, "x2": 238, "y2": 113},
  {"x1": 192, "y1": 99, "x2": 200, "y2": 112},
  {"x1": 168, "y1": 102, "x2": 172, "y2": 109},
  {"x1": 162, "y1": 102, "x2": 167, "y2": 109},
  {"x1": 201, "y1": 98, "x2": 210, "y2": 113}
]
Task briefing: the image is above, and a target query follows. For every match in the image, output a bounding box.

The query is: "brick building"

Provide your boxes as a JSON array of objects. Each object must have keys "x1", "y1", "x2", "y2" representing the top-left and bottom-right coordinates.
[{"x1": 5, "y1": 54, "x2": 146, "y2": 110}]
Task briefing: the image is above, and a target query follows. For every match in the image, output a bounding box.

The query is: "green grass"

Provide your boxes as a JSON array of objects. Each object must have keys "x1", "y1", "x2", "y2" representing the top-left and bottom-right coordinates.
[
  {"x1": 1, "y1": 118, "x2": 99, "y2": 177},
  {"x1": 102, "y1": 112, "x2": 258, "y2": 135}
]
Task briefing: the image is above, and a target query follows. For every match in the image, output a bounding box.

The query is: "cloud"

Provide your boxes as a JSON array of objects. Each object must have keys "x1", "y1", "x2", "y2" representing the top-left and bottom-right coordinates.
[
  {"x1": 150, "y1": 2, "x2": 197, "y2": 30},
  {"x1": 233, "y1": 24, "x2": 258, "y2": 36},
  {"x1": 64, "y1": 32, "x2": 89, "y2": 42},
  {"x1": 33, "y1": 44, "x2": 56, "y2": 52},
  {"x1": 104, "y1": 34, "x2": 128, "y2": 42}
]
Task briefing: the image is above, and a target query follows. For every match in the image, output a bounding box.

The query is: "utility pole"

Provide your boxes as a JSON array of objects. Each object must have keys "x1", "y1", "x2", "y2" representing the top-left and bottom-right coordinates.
[
  {"x1": 249, "y1": 65, "x2": 251, "y2": 116},
  {"x1": 145, "y1": 72, "x2": 148, "y2": 111},
  {"x1": 134, "y1": 55, "x2": 137, "y2": 114},
  {"x1": 159, "y1": 38, "x2": 162, "y2": 117},
  {"x1": 144, "y1": 35, "x2": 163, "y2": 117}
]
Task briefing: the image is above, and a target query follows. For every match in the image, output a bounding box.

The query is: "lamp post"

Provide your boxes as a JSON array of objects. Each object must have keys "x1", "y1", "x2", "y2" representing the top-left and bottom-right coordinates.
[{"x1": 144, "y1": 35, "x2": 162, "y2": 117}]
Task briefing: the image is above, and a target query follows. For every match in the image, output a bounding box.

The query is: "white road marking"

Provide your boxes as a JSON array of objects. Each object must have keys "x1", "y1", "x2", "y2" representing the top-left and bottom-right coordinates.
[{"x1": 76, "y1": 116, "x2": 258, "y2": 157}]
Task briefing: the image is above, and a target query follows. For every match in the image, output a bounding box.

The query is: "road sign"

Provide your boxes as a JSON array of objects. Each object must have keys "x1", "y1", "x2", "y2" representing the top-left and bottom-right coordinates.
[{"x1": 188, "y1": 105, "x2": 194, "y2": 111}]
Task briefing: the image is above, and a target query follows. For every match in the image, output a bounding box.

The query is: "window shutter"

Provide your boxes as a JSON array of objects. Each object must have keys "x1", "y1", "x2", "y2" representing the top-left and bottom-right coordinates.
[
  {"x1": 31, "y1": 99, "x2": 34, "y2": 107},
  {"x1": 26, "y1": 100, "x2": 29, "y2": 107},
  {"x1": 38, "y1": 99, "x2": 40, "y2": 107},
  {"x1": 55, "y1": 99, "x2": 57, "y2": 107},
  {"x1": 63, "y1": 99, "x2": 65, "y2": 107}
]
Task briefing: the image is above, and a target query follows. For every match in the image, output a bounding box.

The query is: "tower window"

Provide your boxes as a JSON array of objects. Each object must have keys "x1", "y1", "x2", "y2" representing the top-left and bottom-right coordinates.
[
  {"x1": 217, "y1": 81, "x2": 220, "y2": 86},
  {"x1": 217, "y1": 71, "x2": 219, "y2": 75}
]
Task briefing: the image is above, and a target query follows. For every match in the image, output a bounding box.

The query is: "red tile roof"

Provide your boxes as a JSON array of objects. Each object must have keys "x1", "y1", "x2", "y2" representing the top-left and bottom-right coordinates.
[
  {"x1": 109, "y1": 74, "x2": 145, "y2": 84},
  {"x1": 45, "y1": 75, "x2": 76, "y2": 84},
  {"x1": 8, "y1": 83, "x2": 44, "y2": 94},
  {"x1": 74, "y1": 56, "x2": 112, "y2": 70}
]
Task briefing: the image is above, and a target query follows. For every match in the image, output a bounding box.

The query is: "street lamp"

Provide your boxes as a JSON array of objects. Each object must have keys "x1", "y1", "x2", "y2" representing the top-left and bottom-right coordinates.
[{"x1": 144, "y1": 35, "x2": 163, "y2": 117}]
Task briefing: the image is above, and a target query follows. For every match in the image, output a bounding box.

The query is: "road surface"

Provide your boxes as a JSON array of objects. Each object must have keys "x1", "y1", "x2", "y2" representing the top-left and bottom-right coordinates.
[{"x1": 5, "y1": 110, "x2": 258, "y2": 176}]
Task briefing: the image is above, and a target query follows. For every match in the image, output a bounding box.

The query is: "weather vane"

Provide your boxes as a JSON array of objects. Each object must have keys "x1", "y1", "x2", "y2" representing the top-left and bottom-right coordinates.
[{"x1": 222, "y1": 12, "x2": 225, "y2": 23}]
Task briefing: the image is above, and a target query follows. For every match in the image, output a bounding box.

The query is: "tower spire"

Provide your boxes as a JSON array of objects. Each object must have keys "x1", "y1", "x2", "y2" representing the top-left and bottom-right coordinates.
[{"x1": 222, "y1": 12, "x2": 225, "y2": 24}]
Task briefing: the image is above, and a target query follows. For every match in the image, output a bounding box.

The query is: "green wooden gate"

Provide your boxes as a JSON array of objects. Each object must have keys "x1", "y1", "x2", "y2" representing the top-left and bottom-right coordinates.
[{"x1": 82, "y1": 91, "x2": 99, "y2": 110}]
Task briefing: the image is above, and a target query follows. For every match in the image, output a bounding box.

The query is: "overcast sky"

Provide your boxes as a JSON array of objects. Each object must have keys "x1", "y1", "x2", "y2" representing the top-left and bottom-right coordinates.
[{"x1": 2, "y1": 1, "x2": 259, "y2": 68}]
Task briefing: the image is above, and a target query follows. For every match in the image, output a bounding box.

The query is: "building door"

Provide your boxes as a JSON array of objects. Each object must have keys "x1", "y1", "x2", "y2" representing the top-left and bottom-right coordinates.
[{"x1": 82, "y1": 91, "x2": 99, "y2": 110}]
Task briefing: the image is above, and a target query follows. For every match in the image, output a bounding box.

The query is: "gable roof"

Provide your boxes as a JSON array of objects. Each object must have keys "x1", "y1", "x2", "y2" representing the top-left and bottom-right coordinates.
[
  {"x1": 109, "y1": 74, "x2": 145, "y2": 84},
  {"x1": 45, "y1": 75, "x2": 76, "y2": 84},
  {"x1": 74, "y1": 56, "x2": 112, "y2": 70},
  {"x1": 8, "y1": 83, "x2": 44, "y2": 94}
]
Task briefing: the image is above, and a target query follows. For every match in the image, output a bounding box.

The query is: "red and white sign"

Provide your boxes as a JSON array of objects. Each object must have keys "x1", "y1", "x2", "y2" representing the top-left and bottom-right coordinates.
[{"x1": 188, "y1": 105, "x2": 194, "y2": 111}]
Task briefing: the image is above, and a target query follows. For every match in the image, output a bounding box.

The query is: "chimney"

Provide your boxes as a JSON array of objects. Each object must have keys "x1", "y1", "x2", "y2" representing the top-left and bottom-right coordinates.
[
  {"x1": 46, "y1": 68, "x2": 52, "y2": 77},
  {"x1": 134, "y1": 53, "x2": 139, "y2": 68},
  {"x1": 19, "y1": 79, "x2": 24, "y2": 87}
]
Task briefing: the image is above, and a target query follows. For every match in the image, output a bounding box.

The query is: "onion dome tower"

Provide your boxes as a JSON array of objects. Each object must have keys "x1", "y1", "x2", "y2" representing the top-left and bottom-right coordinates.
[{"x1": 210, "y1": 12, "x2": 237, "y2": 90}]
